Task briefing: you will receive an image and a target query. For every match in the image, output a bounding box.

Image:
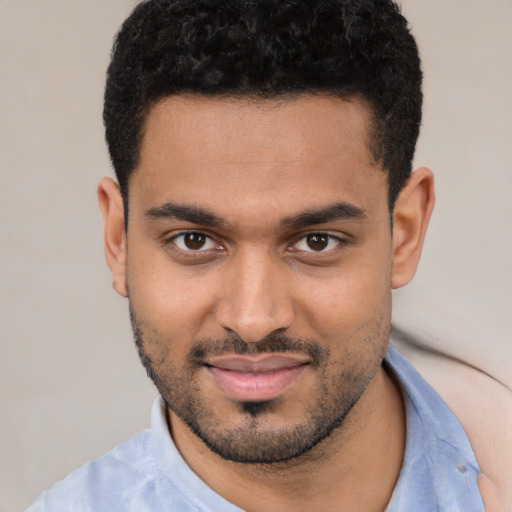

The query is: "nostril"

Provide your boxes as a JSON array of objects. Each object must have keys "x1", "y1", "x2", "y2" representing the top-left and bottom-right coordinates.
[{"x1": 214, "y1": 281, "x2": 295, "y2": 343}]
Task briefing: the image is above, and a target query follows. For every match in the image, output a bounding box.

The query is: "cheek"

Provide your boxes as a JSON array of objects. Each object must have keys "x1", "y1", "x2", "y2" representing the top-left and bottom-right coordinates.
[
  {"x1": 297, "y1": 255, "x2": 392, "y2": 342},
  {"x1": 126, "y1": 246, "x2": 220, "y2": 343}
]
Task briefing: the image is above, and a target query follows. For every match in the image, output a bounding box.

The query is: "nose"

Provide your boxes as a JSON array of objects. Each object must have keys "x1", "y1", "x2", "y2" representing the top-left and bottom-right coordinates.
[{"x1": 215, "y1": 249, "x2": 295, "y2": 343}]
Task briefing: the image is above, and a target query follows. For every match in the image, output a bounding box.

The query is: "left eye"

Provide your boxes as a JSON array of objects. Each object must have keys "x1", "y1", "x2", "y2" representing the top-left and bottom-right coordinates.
[
  {"x1": 293, "y1": 233, "x2": 341, "y2": 252},
  {"x1": 172, "y1": 232, "x2": 218, "y2": 251}
]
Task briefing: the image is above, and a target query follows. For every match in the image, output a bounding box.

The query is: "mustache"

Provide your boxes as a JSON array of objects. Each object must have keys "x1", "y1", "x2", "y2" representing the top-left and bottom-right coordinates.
[
  {"x1": 189, "y1": 333, "x2": 329, "y2": 368},
  {"x1": 129, "y1": 306, "x2": 329, "y2": 368}
]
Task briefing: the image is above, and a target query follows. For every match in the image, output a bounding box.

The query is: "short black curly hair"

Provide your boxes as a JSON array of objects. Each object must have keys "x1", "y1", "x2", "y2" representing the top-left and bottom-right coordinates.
[{"x1": 104, "y1": 0, "x2": 422, "y2": 210}]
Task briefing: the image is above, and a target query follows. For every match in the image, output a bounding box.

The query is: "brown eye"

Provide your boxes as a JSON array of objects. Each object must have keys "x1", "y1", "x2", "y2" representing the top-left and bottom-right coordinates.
[
  {"x1": 184, "y1": 233, "x2": 206, "y2": 250},
  {"x1": 306, "y1": 234, "x2": 329, "y2": 251},
  {"x1": 173, "y1": 232, "x2": 216, "y2": 251},
  {"x1": 293, "y1": 233, "x2": 342, "y2": 253}
]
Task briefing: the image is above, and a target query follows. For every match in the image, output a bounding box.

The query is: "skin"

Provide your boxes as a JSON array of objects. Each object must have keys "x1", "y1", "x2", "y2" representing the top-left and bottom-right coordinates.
[
  {"x1": 99, "y1": 94, "x2": 435, "y2": 512},
  {"x1": 478, "y1": 474, "x2": 503, "y2": 512}
]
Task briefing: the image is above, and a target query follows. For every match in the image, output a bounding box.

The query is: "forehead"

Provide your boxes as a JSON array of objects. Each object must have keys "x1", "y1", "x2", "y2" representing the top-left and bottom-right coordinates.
[{"x1": 130, "y1": 94, "x2": 387, "y2": 222}]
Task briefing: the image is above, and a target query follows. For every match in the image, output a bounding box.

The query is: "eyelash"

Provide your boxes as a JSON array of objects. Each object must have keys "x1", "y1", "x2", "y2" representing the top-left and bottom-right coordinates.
[
  {"x1": 164, "y1": 230, "x2": 346, "y2": 255},
  {"x1": 290, "y1": 232, "x2": 346, "y2": 253},
  {"x1": 165, "y1": 231, "x2": 221, "y2": 253}
]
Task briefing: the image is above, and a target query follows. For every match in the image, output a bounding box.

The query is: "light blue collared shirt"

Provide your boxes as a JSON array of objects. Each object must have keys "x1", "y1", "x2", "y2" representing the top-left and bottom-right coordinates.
[{"x1": 27, "y1": 346, "x2": 484, "y2": 511}]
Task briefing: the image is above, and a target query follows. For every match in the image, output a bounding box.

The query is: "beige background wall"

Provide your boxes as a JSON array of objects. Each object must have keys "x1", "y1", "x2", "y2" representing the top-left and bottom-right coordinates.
[{"x1": 1, "y1": 1, "x2": 510, "y2": 511}]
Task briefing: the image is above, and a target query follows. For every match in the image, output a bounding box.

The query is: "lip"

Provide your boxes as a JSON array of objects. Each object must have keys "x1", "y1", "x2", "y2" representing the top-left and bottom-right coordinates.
[{"x1": 205, "y1": 354, "x2": 309, "y2": 402}]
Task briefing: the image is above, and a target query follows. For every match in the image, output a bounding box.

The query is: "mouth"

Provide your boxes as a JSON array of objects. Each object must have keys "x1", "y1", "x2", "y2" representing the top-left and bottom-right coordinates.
[{"x1": 204, "y1": 354, "x2": 310, "y2": 402}]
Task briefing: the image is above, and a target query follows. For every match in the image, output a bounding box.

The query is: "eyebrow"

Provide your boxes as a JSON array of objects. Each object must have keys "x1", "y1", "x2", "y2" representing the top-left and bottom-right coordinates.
[
  {"x1": 280, "y1": 202, "x2": 367, "y2": 228},
  {"x1": 145, "y1": 200, "x2": 366, "y2": 230},
  {"x1": 145, "y1": 202, "x2": 230, "y2": 228}
]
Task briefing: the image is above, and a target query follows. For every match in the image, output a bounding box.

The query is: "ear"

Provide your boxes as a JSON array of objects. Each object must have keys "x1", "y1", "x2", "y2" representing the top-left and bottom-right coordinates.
[
  {"x1": 391, "y1": 167, "x2": 435, "y2": 289},
  {"x1": 97, "y1": 177, "x2": 128, "y2": 297}
]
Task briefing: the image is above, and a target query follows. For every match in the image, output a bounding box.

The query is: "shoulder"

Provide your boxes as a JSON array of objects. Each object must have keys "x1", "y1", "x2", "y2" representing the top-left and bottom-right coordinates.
[
  {"x1": 25, "y1": 428, "x2": 211, "y2": 512},
  {"x1": 25, "y1": 430, "x2": 166, "y2": 512},
  {"x1": 385, "y1": 345, "x2": 485, "y2": 512},
  {"x1": 25, "y1": 397, "x2": 236, "y2": 512}
]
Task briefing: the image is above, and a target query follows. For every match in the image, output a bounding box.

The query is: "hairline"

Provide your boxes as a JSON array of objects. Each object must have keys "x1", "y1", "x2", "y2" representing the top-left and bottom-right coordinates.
[{"x1": 121, "y1": 90, "x2": 390, "y2": 225}]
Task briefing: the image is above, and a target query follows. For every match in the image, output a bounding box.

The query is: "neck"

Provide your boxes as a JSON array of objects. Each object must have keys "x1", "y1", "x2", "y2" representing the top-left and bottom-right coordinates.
[{"x1": 169, "y1": 366, "x2": 405, "y2": 512}]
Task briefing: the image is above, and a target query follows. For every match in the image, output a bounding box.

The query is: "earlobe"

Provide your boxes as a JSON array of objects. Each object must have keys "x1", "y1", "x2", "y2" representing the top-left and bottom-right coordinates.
[
  {"x1": 391, "y1": 167, "x2": 435, "y2": 289},
  {"x1": 97, "y1": 177, "x2": 128, "y2": 297}
]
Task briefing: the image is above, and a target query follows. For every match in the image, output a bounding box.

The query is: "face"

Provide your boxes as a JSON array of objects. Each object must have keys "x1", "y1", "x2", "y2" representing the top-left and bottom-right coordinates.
[{"x1": 123, "y1": 95, "x2": 395, "y2": 463}]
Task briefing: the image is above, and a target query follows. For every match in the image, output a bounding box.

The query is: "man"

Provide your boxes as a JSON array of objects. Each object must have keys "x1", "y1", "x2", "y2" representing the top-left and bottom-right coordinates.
[{"x1": 27, "y1": 0, "x2": 489, "y2": 510}]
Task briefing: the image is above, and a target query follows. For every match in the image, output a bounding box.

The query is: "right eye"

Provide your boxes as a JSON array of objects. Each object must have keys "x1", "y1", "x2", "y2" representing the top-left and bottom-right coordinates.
[{"x1": 171, "y1": 232, "x2": 218, "y2": 252}]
